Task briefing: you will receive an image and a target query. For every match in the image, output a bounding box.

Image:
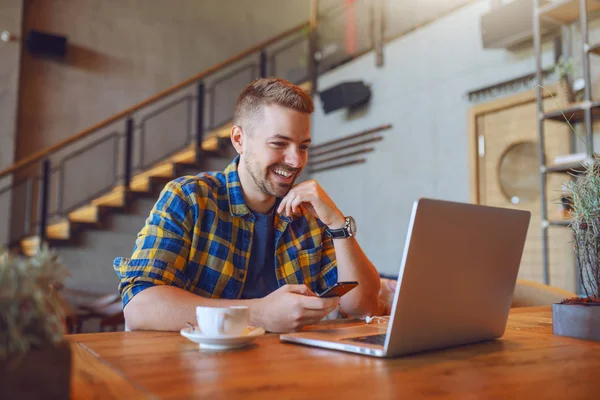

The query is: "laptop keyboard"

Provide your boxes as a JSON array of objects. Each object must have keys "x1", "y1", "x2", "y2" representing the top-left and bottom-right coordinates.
[{"x1": 346, "y1": 334, "x2": 386, "y2": 346}]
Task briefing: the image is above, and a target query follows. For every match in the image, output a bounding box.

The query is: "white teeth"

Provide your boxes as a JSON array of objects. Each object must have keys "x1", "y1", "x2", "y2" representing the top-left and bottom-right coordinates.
[{"x1": 274, "y1": 169, "x2": 292, "y2": 178}]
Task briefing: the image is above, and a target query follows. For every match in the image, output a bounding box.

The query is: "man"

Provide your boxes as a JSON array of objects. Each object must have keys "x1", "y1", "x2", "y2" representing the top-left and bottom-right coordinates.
[{"x1": 114, "y1": 77, "x2": 380, "y2": 333}]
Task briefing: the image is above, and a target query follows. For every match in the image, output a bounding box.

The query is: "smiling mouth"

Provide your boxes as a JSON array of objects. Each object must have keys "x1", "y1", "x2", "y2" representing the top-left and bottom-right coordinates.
[
  {"x1": 273, "y1": 168, "x2": 293, "y2": 178},
  {"x1": 271, "y1": 167, "x2": 298, "y2": 183}
]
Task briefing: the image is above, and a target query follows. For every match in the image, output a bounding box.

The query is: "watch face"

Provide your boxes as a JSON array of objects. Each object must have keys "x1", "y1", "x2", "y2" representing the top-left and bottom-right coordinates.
[{"x1": 348, "y1": 216, "x2": 357, "y2": 235}]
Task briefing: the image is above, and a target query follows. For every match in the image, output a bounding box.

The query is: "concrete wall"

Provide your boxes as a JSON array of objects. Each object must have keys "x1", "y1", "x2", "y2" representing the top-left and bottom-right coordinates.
[
  {"x1": 0, "y1": 0, "x2": 23, "y2": 246},
  {"x1": 16, "y1": 0, "x2": 309, "y2": 160},
  {"x1": 310, "y1": 0, "x2": 559, "y2": 277}
]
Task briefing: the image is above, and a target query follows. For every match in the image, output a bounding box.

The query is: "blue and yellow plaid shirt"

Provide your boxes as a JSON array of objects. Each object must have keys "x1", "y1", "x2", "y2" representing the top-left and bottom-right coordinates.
[{"x1": 114, "y1": 156, "x2": 338, "y2": 307}]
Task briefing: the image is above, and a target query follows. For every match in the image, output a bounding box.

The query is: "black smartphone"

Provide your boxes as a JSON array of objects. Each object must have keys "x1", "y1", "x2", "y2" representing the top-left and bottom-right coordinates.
[{"x1": 318, "y1": 281, "x2": 359, "y2": 298}]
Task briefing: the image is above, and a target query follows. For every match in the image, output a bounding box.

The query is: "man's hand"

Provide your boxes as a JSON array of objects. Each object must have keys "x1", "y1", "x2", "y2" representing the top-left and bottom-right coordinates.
[
  {"x1": 252, "y1": 284, "x2": 339, "y2": 333},
  {"x1": 277, "y1": 180, "x2": 345, "y2": 228}
]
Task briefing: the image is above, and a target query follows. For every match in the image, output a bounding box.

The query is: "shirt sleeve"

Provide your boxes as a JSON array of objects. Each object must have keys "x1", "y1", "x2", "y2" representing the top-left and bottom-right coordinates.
[
  {"x1": 317, "y1": 232, "x2": 338, "y2": 292},
  {"x1": 113, "y1": 179, "x2": 194, "y2": 308}
]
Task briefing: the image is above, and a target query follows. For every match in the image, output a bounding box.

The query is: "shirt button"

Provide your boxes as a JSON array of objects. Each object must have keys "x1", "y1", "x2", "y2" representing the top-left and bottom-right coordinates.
[{"x1": 238, "y1": 272, "x2": 245, "y2": 279}]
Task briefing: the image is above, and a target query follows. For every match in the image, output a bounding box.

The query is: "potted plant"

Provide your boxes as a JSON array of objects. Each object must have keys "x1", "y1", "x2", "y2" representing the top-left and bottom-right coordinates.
[
  {"x1": 0, "y1": 246, "x2": 72, "y2": 399},
  {"x1": 554, "y1": 55, "x2": 576, "y2": 103},
  {"x1": 553, "y1": 162, "x2": 600, "y2": 341},
  {"x1": 547, "y1": 88, "x2": 600, "y2": 341}
]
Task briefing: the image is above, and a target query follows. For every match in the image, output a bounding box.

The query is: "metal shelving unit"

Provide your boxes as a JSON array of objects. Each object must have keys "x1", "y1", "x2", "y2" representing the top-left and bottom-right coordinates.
[{"x1": 533, "y1": 0, "x2": 600, "y2": 288}]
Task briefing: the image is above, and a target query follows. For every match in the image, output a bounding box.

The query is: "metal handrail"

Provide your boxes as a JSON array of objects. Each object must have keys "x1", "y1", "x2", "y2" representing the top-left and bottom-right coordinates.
[{"x1": 0, "y1": 22, "x2": 309, "y2": 180}]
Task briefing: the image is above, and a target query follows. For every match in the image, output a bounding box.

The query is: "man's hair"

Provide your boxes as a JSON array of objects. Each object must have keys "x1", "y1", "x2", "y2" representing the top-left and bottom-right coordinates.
[{"x1": 233, "y1": 77, "x2": 314, "y2": 128}]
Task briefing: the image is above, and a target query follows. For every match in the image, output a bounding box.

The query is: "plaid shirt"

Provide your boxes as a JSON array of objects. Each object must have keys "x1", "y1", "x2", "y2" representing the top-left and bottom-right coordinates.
[{"x1": 114, "y1": 156, "x2": 338, "y2": 307}]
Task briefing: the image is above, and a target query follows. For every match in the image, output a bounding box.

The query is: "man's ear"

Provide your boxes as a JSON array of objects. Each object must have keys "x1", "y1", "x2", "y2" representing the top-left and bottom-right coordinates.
[{"x1": 231, "y1": 125, "x2": 244, "y2": 155}]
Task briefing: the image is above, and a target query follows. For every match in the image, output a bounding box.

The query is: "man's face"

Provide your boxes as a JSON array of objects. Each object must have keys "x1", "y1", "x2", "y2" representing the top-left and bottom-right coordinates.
[{"x1": 242, "y1": 104, "x2": 311, "y2": 198}]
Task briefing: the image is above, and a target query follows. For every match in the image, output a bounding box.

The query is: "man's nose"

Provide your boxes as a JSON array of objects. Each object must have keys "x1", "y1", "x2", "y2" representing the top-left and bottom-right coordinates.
[{"x1": 284, "y1": 147, "x2": 303, "y2": 169}]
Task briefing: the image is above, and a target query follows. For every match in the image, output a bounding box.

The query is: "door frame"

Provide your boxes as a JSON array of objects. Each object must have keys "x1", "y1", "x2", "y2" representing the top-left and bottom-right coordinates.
[{"x1": 467, "y1": 83, "x2": 560, "y2": 204}]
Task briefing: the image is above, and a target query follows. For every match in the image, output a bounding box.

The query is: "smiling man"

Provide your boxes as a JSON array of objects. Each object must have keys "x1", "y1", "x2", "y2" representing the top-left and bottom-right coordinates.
[{"x1": 114, "y1": 77, "x2": 380, "y2": 333}]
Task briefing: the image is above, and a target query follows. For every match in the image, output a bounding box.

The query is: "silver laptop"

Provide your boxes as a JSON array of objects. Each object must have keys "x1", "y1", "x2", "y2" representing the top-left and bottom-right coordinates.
[{"x1": 280, "y1": 198, "x2": 531, "y2": 358}]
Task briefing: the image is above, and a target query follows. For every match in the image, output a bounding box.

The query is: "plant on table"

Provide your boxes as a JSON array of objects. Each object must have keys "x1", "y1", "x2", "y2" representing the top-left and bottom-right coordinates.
[
  {"x1": 545, "y1": 87, "x2": 600, "y2": 304},
  {"x1": 0, "y1": 245, "x2": 69, "y2": 359},
  {"x1": 563, "y1": 162, "x2": 600, "y2": 303}
]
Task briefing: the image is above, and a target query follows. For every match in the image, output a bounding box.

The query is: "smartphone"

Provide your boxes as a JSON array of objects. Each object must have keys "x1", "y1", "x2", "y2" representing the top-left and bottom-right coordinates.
[{"x1": 318, "y1": 281, "x2": 359, "y2": 298}]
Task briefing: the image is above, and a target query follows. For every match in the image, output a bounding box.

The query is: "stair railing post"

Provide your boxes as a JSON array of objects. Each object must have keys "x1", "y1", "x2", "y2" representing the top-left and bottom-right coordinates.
[
  {"x1": 38, "y1": 159, "x2": 51, "y2": 244},
  {"x1": 309, "y1": 0, "x2": 319, "y2": 95},
  {"x1": 24, "y1": 177, "x2": 33, "y2": 236},
  {"x1": 259, "y1": 50, "x2": 268, "y2": 78},
  {"x1": 124, "y1": 117, "x2": 134, "y2": 194},
  {"x1": 195, "y1": 81, "x2": 205, "y2": 165}
]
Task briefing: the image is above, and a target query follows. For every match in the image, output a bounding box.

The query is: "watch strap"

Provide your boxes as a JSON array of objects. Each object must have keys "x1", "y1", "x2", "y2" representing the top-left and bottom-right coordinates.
[{"x1": 325, "y1": 217, "x2": 352, "y2": 238}]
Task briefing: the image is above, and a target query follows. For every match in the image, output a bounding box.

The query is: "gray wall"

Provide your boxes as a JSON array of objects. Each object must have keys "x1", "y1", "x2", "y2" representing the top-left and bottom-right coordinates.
[
  {"x1": 310, "y1": 0, "x2": 558, "y2": 277},
  {"x1": 0, "y1": 0, "x2": 23, "y2": 246},
  {"x1": 16, "y1": 0, "x2": 309, "y2": 160}
]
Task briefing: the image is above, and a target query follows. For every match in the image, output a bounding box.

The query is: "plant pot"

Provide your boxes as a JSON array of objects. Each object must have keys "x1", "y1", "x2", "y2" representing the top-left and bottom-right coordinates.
[
  {"x1": 559, "y1": 76, "x2": 575, "y2": 103},
  {"x1": 552, "y1": 302, "x2": 600, "y2": 341},
  {"x1": 0, "y1": 341, "x2": 72, "y2": 399}
]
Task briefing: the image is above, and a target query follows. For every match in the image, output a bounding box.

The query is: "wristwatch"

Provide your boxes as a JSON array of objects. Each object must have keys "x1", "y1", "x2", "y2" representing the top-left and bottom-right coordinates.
[{"x1": 325, "y1": 216, "x2": 357, "y2": 239}]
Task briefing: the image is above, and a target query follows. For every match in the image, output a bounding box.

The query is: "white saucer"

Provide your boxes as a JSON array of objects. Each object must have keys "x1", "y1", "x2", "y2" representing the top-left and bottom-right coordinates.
[{"x1": 180, "y1": 325, "x2": 266, "y2": 350}]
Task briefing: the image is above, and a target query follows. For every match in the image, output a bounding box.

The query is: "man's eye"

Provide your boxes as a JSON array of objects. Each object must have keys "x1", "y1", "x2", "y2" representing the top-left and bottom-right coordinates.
[
  {"x1": 271, "y1": 142, "x2": 286, "y2": 147},
  {"x1": 300, "y1": 145, "x2": 309, "y2": 151}
]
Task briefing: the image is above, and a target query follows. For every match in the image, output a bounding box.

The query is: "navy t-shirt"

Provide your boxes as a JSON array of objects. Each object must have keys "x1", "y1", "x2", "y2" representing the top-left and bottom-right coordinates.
[{"x1": 240, "y1": 208, "x2": 280, "y2": 299}]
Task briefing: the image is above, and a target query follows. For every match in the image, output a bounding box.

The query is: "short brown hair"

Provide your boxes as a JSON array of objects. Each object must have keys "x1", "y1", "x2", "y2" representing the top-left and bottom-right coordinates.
[{"x1": 233, "y1": 77, "x2": 314, "y2": 128}]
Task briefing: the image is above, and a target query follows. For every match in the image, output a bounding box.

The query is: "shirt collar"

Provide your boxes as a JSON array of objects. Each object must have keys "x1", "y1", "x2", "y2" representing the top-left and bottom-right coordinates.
[{"x1": 224, "y1": 156, "x2": 292, "y2": 223}]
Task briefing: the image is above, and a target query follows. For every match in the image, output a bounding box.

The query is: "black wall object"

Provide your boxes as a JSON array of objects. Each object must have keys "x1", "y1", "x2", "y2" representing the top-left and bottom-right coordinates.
[
  {"x1": 319, "y1": 81, "x2": 371, "y2": 114},
  {"x1": 26, "y1": 30, "x2": 68, "y2": 58}
]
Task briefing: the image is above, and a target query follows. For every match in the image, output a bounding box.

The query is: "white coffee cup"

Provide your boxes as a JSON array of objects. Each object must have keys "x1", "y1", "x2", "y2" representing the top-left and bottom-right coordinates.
[{"x1": 196, "y1": 305, "x2": 249, "y2": 337}]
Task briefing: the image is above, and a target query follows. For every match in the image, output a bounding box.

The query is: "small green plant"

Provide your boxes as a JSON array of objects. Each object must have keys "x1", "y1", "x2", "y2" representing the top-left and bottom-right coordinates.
[
  {"x1": 0, "y1": 246, "x2": 69, "y2": 358},
  {"x1": 541, "y1": 85, "x2": 600, "y2": 301},
  {"x1": 565, "y1": 162, "x2": 600, "y2": 300},
  {"x1": 554, "y1": 55, "x2": 576, "y2": 81}
]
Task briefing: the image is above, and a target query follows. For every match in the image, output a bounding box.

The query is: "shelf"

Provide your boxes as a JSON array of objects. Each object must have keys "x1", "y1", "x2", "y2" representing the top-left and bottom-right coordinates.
[
  {"x1": 547, "y1": 219, "x2": 572, "y2": 227},
  {"x1": 539, "y1": 0, "x2": 600, "y2": 25},
  {"x1": 589, "y1": 42, "x2": 600, "y2": 55},
  {"x1": 543, "y1": 100, "x2": 600, "y2": 123},
  {"x1": 544, "y1": 159, "x2": 595, "y2": 173}
]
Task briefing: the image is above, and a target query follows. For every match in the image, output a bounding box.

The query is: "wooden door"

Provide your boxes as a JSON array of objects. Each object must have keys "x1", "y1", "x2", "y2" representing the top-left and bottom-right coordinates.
[{"x1": 469, "y1": 87, "x2": 577, "y2": 292}]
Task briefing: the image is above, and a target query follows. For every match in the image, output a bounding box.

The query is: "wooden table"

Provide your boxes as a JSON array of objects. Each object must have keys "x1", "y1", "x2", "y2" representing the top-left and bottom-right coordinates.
[{"x1": 68, "y1": 307, "x2": 600, "y2": 399}]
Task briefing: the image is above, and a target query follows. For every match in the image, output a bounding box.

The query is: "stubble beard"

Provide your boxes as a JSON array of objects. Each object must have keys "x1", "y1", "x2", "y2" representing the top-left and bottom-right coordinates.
[{"x1": 246, "y1": 157, "x2": 297, "y2": 198}]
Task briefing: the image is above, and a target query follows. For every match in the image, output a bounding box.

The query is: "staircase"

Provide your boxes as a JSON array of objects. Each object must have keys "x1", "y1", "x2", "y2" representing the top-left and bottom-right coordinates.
[
  {"x1": 19, "y1": 138, "x2": 229, "y2": 256},
  {"x1": 0, "y1": 20, "x2": 313, "y2": 256},
  {"x1": 16, "y1": 86, "x2": 315, "y2": 257}
]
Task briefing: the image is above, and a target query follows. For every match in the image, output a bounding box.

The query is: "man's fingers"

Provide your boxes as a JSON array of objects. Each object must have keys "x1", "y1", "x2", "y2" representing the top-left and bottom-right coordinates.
[
  {"x1": 296, "y1": 308, "x2": 331, "y2": 321},
  {"x1": 284, "y1": 284, "x2": 317, "y2": 296},
  {"x1": 291, "y1": 196, "x2": 303, "y2": 213},
  {"x1": 299, "y1": 295, "x2": 339, "y2": 311},
  {"x1": 277, "y1": 197, "x2": 288, "y2": 214},
  {"x1": 286, "y1": 195, "x2": 295, "y2": 216}
]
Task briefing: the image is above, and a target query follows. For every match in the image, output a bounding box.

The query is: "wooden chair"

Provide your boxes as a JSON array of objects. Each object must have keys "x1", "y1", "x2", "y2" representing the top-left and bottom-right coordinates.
[
  {"x1": 511, "y1": 279, "x2": 576, "y2": 307},
  {"x1": 60, "y1": 290, "x2": 123, "y2": 333},
  {"x1": 375, "y1": 277, "x2": 576, "y2": 316},
  {"x1": 97, "y1": 301, "x2": 126, "y2": 332}
]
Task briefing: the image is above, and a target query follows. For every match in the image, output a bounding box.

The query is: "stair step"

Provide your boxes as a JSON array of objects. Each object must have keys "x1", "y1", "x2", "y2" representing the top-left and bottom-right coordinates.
[
  {"x1": 171, "y1": 148, "x2": 196, "y2": 164},
  {"x1": 130, "y1": 162, "x2": 177, "y2": 193},
  {"x1": 20, "y1": 236, "x2": 41, "y2": 257},
  {"x1": 20, "y1": 219, "x2": 72, "y2": 256},
  {"x1": 170, "y1": 124, "x2": 232, "y2": 164},
  {"x1": 91, "y1": 188, "x2": 127, "y2": 209},
  {"x1": 69, "y1": 205, "x2": 100, "y2": 225},
  {"x1": 47, "y1": 219, "x2": 71, "y2": 240}
]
